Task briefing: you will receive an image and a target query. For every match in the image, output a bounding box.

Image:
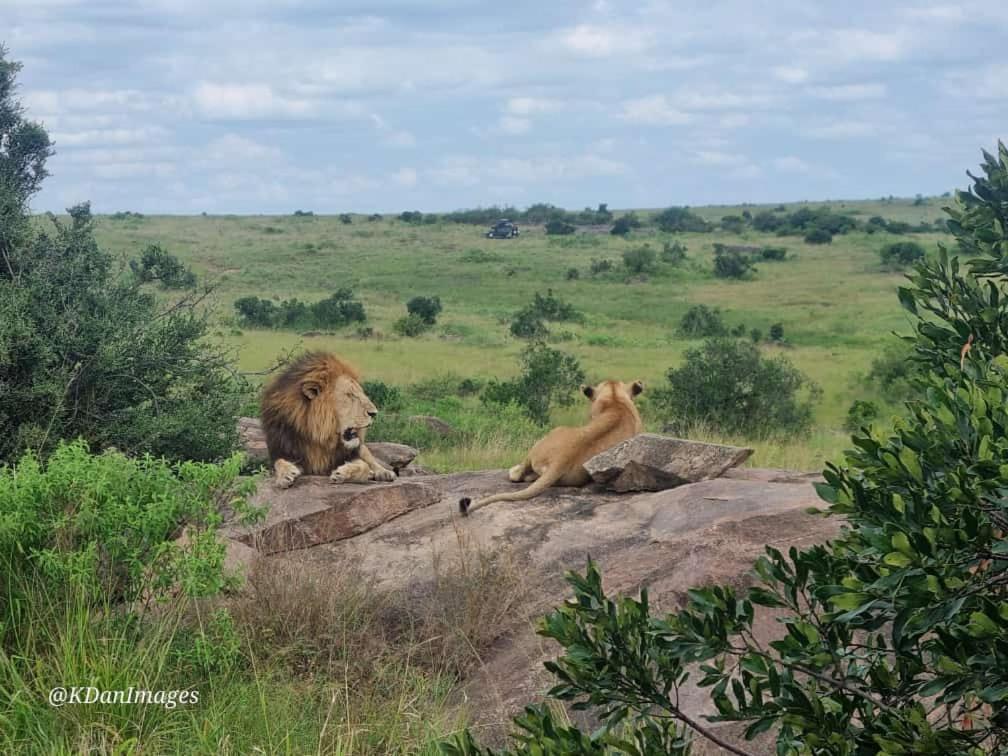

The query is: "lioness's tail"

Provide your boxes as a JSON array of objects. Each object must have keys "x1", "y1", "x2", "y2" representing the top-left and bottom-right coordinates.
[{"x1": 459, "y1": 468, "x2": 564, "y2": 516}]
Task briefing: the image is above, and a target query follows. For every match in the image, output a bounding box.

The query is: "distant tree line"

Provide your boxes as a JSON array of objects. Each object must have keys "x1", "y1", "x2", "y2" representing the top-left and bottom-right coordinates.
[{"x1": 234, "y1": 288, "x2": 366, "y2": 330}]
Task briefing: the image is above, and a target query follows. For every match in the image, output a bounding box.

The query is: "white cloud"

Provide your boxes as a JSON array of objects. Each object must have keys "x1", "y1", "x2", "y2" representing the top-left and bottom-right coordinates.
[
  {"x1": 558, "y1": 24, "x2": 654, "y2": 57},
  {"x1": 51, "y1": 126, "x2": 169, "y2": 147},
  {"x1": 773, "y1": 66, "x2": 809, "y2": 84},
  {"x1": 499, "y1": 116, "x2": 531, "y2": 135},
  {"x1": 810, "y1": 82, "x2": 887, "y2": 101},
  {"x1": 192, "y1": 82, "x2": 314, "y2": 119},
  {"x1": 804, "y1": 121, "x2": 876, "y2": 139},
  {"x1": 621, "y1": 95, "x2": 690, "y2": 125},
  {"x1": 505, "y1": 97, "x2": 556, "y2": 116},
  {"x1": 206, "y1": 134, "x2": 281, "y2": 161},
  {"x1": 392, "y1": 167, "x2": 417, "y2": 187},
  {"x1": 773, "y1": 155, "x2": 812, "y2": 173}
]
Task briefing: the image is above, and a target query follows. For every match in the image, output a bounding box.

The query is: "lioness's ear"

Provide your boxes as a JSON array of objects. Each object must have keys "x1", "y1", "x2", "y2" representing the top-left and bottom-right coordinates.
[
  {"x1": 631, "y1": 380, "x2": 644, "y2": 396},
  {"x1": 301, "y1": 380, "x2": 321, "y2": 400},
  {"x1": 581, "y1": 384, "x2": 595, "y2": 399}
]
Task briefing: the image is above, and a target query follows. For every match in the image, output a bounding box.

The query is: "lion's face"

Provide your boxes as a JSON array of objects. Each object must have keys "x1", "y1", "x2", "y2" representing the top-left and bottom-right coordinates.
[
  {"x1": 301, "y1": 374, "x2": 378, "y2": 450},
  {"x1": 581, "y1": 379, "x2": 644, "y2": 417}
]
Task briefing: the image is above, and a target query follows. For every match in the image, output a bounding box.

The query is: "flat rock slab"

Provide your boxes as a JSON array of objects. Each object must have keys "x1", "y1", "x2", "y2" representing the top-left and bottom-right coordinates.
[
  {"x1": 226, "y1": 477, "x2": 440, "y2": 554},
  {"x1": 584, "y1": 433, "x2": 753, "y2": 492},
  {"x1": 235, "y1": 417, "x2": 418, "y2": 471}
]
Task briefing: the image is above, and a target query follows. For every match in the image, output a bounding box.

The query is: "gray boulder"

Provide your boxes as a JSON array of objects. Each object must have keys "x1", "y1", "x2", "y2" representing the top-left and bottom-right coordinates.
[{"x1": 584, "y1": 433, "x2": 753, "y2": 492}]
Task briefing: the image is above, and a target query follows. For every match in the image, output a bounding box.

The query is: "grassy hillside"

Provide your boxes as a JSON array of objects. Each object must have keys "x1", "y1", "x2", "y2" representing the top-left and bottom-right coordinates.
[{"x1": 88, "y1": 197, "x2": 950, "y2": 471}]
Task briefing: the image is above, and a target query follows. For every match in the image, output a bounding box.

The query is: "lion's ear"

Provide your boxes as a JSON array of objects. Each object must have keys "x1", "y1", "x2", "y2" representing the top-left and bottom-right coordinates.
[
  {"x1": 581, "y1": 384, "x2": 595, "y2": 399},
  {"x1": 301, "y1": 380, "x2": 321, "y2": 400},
  {"x1": 631, "y1": 380, "x2": 644, "y2": 396}
]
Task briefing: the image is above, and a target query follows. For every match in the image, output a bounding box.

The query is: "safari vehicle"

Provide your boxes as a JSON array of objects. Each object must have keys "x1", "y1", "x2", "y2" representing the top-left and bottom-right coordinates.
[{"x1": 485, "y1": 219, "x2": 519, "y2": 238}]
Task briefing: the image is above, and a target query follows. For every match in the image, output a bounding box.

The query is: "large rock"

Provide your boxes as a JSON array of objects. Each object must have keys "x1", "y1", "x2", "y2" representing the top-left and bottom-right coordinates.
[
  {"x1": 235, "y1": 417, "x2": 418, "y2": 471},
  {"x1": 584, "y1": 433, "x2": 753, "y2": 492},
  {"x1": 409, "y1": 414, "x2": 454, "y2": 436},
  {"x1": 225, "y1": 477, "x2": 440, "y2": 554}
]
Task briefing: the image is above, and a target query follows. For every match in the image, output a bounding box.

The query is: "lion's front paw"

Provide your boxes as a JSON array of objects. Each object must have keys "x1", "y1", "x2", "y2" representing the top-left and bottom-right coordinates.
[
  {"x1": 373, "y1": 466, "x2": 396, "y2": 482},
  {"x1": 274, "y1": 459, "x2": 302, "y2": 489},
  {"x1": 329, "y1": 469, "x2": 347, "y2": 484}
]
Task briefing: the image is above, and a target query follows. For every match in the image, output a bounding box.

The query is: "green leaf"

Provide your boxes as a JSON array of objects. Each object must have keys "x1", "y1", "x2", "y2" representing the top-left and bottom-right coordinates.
[
  {"x1": 830, "y1": 592, "x2": 870, "y2": 611},
  {"x1": 883, "y1": 551, "x2": 912, "y2": 568}
]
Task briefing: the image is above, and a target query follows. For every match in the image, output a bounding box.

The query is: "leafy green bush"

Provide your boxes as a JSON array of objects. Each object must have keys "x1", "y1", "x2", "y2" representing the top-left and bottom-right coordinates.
[
  {"x1": 565, "y1": 267, "x2": 580, "y2": 280},
  {"x1": 652, "y1": 338, "x2": 819, "y2": 437},
  {"x1": 867, "y1": 339, "x2": 918, "y2": 401},
  {"x1": 677, "y1": 304, "x2": 727, "y2": 338},
  {"x1": 339, "y1": 213, "x2": 352, "y2": 224},
  {"x1": 655, "y1": 206, "x2": 709, "y2": 233},
  {"x1": 610, "y1": 213, "x2": 641, "y2": 236},
  {"x1": 406, "y1": 295, "x2": 443, "y2": 325},
  {"x1": 662, "y1": 240, "x2": 688, "y2": 264},
  {"x1": 622, "y1": 244, "x2": 657, "y2": 275},
  {"x1": 233, "y1": 289, "x2": 366, "y2": 330},
  {"x1": 720, "y1": 214, "x2": 747, "y2": 233},
  {"x1": 804, "y1": 227, "x2": 833, "y2": 244},
  {"x1": 393, "y1": 313, "x2": 430, "y2": 337},
  {"x1": 510, "y1": 309, "x2": 549, "y2": 340},
  {"x1": 843, "y1": 398, "x2": 878, "y2": 431},
  {"x1": 482, "y1": 342, "x2": 585, "y2": 424},
  {"x1": 0, "y1": 441, "x2": 253, "y2": 614},
  {"x1": 880, "y1": 240, "x2": 925, "y2": 268},
  {"x1": 713, "y1": 249, "x2": 755, "y2": 279},
  {"x1": 760, "y1": 246, "x2": 787, "y2": 261},
  {"x1": 399, "y1": 210, "x2": 423, "y2": 223},
  {"x1": 769, "y1": 322, "x2": 784, "y2": 342},
  {"x1": 129, "y1": 244, "x2": 197, "y2": 289},
  {"x1": 750, "y1": 327, "x2": 763, "y2": 343},
  {"x1": 545, "y1": 219, "x2": 576, "y2": 235},
  {"x1": 361, "y1": 380, "x2": 404, "y2": 412},
  {"x1": 590, "y1": 258, "x2": 614, "y2": 275}
]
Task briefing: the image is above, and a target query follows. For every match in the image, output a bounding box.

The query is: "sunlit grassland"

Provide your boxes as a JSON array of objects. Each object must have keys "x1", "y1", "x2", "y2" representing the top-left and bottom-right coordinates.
[{"x1": 89, "y1": 198, "x2": 949, "y2": 472}]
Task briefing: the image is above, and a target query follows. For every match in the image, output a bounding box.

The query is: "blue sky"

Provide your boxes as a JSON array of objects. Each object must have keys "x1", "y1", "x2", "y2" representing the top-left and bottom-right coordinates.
[{"x1": 7, "y1": 0, "x2": 1007, "y2": 214}]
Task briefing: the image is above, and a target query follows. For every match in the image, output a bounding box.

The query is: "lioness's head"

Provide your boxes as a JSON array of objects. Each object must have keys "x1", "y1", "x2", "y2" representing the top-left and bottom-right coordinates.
[
  {"x1": 301, "y1": 373, "x2": 378, "y2": 450},
  {"x1": 581, "y1": 379, "x2": 644, "y2": 417}
]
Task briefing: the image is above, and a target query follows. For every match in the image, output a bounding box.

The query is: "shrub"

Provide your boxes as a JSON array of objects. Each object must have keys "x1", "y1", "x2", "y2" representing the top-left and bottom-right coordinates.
[
  {"x1": 406, "y1": 295, "x2": 443, "y2": 325},
  {"x1": 361, "y1": 380, "x2": 403, "y2": 412},
  {"x1": 654, "y1": 206, "x2": 708, "y2": 233},
  {"x1": 843, "y1": 398, "x2": 878, "y2": 431},
  {"x1": 393, "y1": 313, "x2": 429, "y2": 337},
  {"x1": 749, "y1": 327, "x2": 763, "y2": 343},
  {"x1": 720, "y1": 214, "x2": 746, "y2": 233},
  {"x1": 622, "y1": 244, "x2": 657, "y2": 274},
  {"x1": 292, "y1": 209, "x2": 313, "y2": 216},
  {"x1": 482, "y1": 342, "x2": 585, "y2": 424},
  {"x1": 769, "y1": 322, "x2": 784, "y2": 342},
  {"x1": 677, "y1": 304, "x2": 727, "y2": 338},
  {"x1": 713, "y1": 249, "x2": 755, "y2": 279},
  {"x1": 590, "y1": 258, "x2": 614, "y2": 275},
  {"x1": 760, "y1": 245, "x2": 787, "y2": 261},
  {"x1": 610, "y1": 212, "x2": 641, "y2": 236},
  {"x1": 652, "y1": 337, "x2": 819, "y2": 437},
  {"x1": 129, "y1": 244, "x2": 197, "y2": 289},
  {"x1": 0, "y1": 441, "x2": 253, "y2": 610},
  {"x1": 565, "y1": 267, "x2": 580, "y2": 280},
  {"x1": 399, "y1": 210, "x2": 423, "y2": 223},
  {"x1": 233, "y1": 289, "x2": 366, "y2": 330},
  {"x1": 803, "y1": 227, "x2": 833, "y2": 244},
  {"x1": 339, "y1": 213, "x2": 352, "y2": 224},
  {"x1": 866, "y1": 339, "x2": 918, "y2": 400},
  {"x1": 0, "y1": 52, "x2": 248, "y2": 464},
  {"x1": 880, "y1": 240, "x2": 925, "y2": 268},
  {"x1": 509, "y1": 309, "x2": 548, "y2": 340},
  {"x1": 529, "y1": 289, "x2": 582, "y2": 322},
  {"x1": 545, "y1": 219, "x2": 576, "y2": 235},
  {"x1": 661, "y1": 240, "x2": 687, "y2": 264}
]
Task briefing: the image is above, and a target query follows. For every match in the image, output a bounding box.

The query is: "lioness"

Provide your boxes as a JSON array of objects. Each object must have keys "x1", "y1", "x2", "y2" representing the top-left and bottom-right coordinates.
[{"x1": 459, "y1": 379, "x2": 643, "y2": 515}]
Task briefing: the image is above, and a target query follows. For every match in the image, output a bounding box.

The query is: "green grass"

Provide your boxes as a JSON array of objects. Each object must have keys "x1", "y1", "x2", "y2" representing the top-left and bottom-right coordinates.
[{"x1": 83, "y1": 200, "x2": 948, "y2": 471}]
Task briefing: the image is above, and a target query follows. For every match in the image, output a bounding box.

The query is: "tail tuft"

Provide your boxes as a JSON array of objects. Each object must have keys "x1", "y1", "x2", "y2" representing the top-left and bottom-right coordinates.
[{"x1": 459, "y1": 497, "x2": 471, "y2": 516}]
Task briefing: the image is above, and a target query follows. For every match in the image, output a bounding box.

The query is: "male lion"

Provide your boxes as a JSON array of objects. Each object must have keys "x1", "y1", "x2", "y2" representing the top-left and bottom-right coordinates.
[
  {"x1": 260, "y1": 352, "x2": 396, "y2": 488},
  {"x1": 459, "y1": 379, "x2": 643, "y2": 516}
]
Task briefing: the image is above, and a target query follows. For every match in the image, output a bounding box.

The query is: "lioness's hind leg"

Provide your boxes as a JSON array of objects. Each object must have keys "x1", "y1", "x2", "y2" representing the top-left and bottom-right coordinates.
[
  {"x1": 508, "y1": 458, "x2": 532, "y2": 482},
  {"x1": 274, "y1": 459, "x2": 302, "y2": 489},
  {"x1": 330, "y1": 458, "x2": 374, "y2": 484}
]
